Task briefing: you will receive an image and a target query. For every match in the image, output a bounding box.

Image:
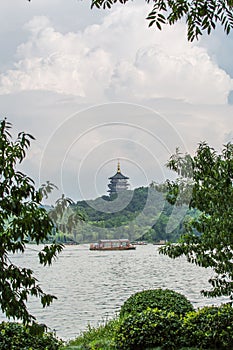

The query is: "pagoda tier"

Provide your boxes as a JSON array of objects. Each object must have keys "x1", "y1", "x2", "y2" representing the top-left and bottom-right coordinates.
[{"x1": 108, "y1": 161, "x2": 129, "y2": 195}]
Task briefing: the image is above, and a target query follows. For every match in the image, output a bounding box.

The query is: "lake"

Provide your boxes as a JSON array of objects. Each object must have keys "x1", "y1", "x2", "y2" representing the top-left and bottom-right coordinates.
[{"x1": 1, "y1": 244, "x2": 228, "y2": 340}]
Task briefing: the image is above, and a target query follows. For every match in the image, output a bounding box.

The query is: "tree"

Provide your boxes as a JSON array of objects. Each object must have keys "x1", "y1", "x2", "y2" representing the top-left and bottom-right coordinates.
[
  {"x1": 90, "y1": 0, "x2": 233, "y2": 41},
  {"x1": 160, "y1": 142, "x2": 233, "y2": 299},
  {"x1": 54, "y1": 194, "x2": 74, "y2": 216},
  {"x1": 0, "y1": 119, "x2": 63, "y2": 323},
  {"x1": 49, "y1": 196, "x2": 86, "y2": 242}
]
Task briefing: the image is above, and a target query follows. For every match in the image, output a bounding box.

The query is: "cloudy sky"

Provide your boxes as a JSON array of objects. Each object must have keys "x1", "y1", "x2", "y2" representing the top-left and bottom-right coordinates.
[{"x1": 1, "y1": 0, "x2": 233, "y2": 203}]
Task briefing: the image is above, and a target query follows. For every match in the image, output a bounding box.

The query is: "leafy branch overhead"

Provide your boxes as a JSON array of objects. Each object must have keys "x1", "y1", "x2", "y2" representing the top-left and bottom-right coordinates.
[{"x1": 90, "y1": 0, "x2": 233, "y2": 41}]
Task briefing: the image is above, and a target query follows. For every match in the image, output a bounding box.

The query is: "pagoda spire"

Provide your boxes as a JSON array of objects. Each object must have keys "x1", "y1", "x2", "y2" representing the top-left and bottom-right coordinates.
[{"x1": 117, "y1": 160, "x2": 121, "y2": 173}]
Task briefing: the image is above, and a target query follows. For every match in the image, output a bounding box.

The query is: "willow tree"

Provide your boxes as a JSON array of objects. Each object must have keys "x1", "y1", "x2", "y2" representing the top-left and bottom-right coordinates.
[
  {"x1": 160, "y1": 142, "x2": 233, "y2": 299},
  {"x1": 0, "y1": 119, "x2": 63, "y2": 323}
]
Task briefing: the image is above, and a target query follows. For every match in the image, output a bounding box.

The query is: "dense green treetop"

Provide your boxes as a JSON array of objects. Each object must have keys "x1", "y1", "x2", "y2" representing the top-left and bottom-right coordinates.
[
  {"x1": 73, "y1": 186, "x2": 192, "y2": 243},
  {"x1": 160, "y1": 142, "x2": 233, "y2": 299},
  {"x1": 0, "y1": 119, "x2": 63, "y2": 323},
  {"x1": 90, "y1": 0, "x2": 233, "y2": 41}
]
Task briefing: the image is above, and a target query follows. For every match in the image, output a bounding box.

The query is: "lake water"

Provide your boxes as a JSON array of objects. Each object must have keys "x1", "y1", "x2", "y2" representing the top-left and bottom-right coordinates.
[{"x1": 2, "y1": 244, "x2": 228, "y2": 340}]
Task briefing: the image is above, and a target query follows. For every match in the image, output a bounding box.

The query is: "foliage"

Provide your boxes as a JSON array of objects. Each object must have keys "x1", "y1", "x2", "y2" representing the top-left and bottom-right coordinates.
[
  {"x1": 74, "y1": 187, "x2": 160, "y2": 242},
  {"x1": 160, "y1": 142, "x2": 233, "y2": 299},
  {"x1": 62, "y1": 319, "x2": 120, "y2": 350},
  {"x1": 119, "y1": 288, "x2": 194, "y2": 318},
  {"x1": 74, "y1": 187, "x2": 191, "y2": 243},
  {"x1": 115, "y1": 308, "x2": 182, "y2": 350},
  {"x1": 182, "y1": 304, "x2": 233, "y2": 349},
  {"x1": 49, "y1": 196, "x2": 86, "y2": 243},
  {"x1": 76, "y1": 187, "x2": 149, "y2": 223},
  {"x1": 0, "y1": 321, "x2": 62, "y2": 350},
  {"x1": 61, "y1": 288, "x2": 232, "y2": 350},
  {"x1": 90, "y1": 0, "x2": 233, "y2": 41},
  {"x1": 0, "y1": 119, "x2": 63, "y2": 323},
  {"x1": 116, "y1": 303, "x2": 233, "y2": 350}
]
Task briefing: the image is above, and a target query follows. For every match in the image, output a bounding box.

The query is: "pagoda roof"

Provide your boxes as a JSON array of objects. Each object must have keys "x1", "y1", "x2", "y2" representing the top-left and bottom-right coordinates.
[{"x1": 109, "y1": 172, "x2": 129, "y2": 180}]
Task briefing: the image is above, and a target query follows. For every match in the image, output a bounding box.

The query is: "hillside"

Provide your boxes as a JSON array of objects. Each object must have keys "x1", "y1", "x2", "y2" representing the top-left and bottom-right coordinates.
[{"x1": 72, "y1": 186, "x2": 194, "y2": 243}]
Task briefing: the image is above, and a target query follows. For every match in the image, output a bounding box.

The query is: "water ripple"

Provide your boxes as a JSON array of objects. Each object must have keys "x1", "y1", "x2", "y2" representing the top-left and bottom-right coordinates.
[{"x1": 1, "y1": 244, "x2": 228, "y2": 340}]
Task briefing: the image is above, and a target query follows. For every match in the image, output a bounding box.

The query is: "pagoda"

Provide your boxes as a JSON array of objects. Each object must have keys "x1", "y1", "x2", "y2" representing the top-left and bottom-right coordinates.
[{"x1": 108, "y1": 161, "x2": 129, "y2": 195}]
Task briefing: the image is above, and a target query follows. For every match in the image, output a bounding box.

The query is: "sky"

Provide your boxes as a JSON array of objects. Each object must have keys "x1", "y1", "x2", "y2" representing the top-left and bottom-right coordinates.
[{"x1": 1, "y1": 0, "x2": 233, "y2": 203}]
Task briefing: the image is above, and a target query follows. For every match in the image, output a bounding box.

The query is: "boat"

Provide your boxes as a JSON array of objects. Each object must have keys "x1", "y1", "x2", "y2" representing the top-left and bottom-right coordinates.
[
  {"x1": 89, "y1": 239, "x2": 136, "y2": 251},
  {"x1": 132, "y1": 241, "x2": 148, "y2": 245},
  {"x1": 153, "y1": 240, "x2": 167, "y2": 245}
]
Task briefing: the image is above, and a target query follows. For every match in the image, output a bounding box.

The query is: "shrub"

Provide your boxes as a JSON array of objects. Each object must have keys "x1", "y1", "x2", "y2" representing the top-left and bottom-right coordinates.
[
  {"x1": 182, "y1": 304, "x2": 233, "y2": 349},
  {"x1": 0, "y1": 322, "x2": 62, "y2": 350},
  {"x1": 119, "y1": 289, "x2": 194, "y2": 318},
  {"x1": 115, "y1": 307, "x2": 182, "y2": 350}
]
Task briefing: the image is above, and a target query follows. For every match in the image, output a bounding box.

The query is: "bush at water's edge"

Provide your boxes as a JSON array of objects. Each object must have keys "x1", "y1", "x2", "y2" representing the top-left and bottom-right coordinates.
[
  {"x1": 0, "y1": 321, "x2": 63, "y2": 350},
  {"x1": 182, "y1": 304, "x2": 233, "y2": 349},
  {"x1": 62, "y1": 289, "x2": 233, "y2": 350},
  {"x1": 115, "y1": 304, "x2": 233, "y2": 350},
  {"x1": 119, "y1": 288, "x2": 194, "y2": 318}
]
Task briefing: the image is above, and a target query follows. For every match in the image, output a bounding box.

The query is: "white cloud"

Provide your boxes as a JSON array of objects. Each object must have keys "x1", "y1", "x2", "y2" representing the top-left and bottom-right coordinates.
[
  {"x1": 0, "y1": 3, "x2": 232, "y2": 201},
  {"x1": 0, "y1": 6, "x2": 232, "y2": 104}
]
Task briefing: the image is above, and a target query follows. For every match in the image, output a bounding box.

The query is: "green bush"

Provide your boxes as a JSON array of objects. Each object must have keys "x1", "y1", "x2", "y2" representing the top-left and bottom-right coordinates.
[
  {"x1": 115, "y1": 303, "x2": 233, "y2": 350},
  {"x1": 182, "y1": 304, "x2": 233, "y2": 349},
  {"x1": 119, "y1": 289, "x2": 194, "y2": 318},
  {"x1": 0, "y1": 322, "x2": 62, "y2": 350},
  {"x1": 115, "y1": 307, "x2": 182, "y2": 350}
]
